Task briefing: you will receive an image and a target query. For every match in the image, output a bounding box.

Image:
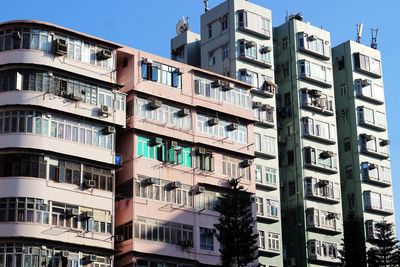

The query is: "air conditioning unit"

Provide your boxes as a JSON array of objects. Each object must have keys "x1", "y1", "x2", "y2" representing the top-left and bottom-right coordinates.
[
  {"x1": 208, "y1": 118, "x2": 219, "y2": 126},
  {"x1": 61, "y1": 251, "x2": 70, "y2": 258},
  {"x1": 252, "y1": 101, "x2": 262, "y2": 109},
  {"x1": 141, "y1": 177, "x2": 158, "y2": 186},
  {"x1": 169, "y1": 140, "x2": 179, "y2": 149},
  {"x1": 149, "y1": 137, "x2": 163, "y2": 146},
  {"x1": 368, "y1": 163, "x2": 378, "y2": 170},
  {"x1": 319, "y1": 179, "x2": 330, "y2": 186},
  {"x1": 81, "y1": 211, "x2": 94, "y2": 219},
  {"x1": 227, "y1": 122, "x2": 239, "y2": 131},
  {"x1": 168, "y1": 181, "x2": 182, "y2": 189},
  {"x1": 260, "y1": 45, "x2": 272, "y2": 54},
  {"x1": 380, "y1": 139, "x2": 390, "y2": 146},
  {"x1": 64, "y1": 93, "x2": 83, "y2": 101},
  {"x1": 320, "y1": 151, "x2": 334, "y2": 159},
  {"x1": 211, "y1": 80, "x2": 224, "y2": 88},
  {"x1": 361, "y1": 134, "x2": 374, "y2": 141},
  {"x1": 179, "y1": 239, "x2": 193, "y2": 247},
  {"x1": 83, "y1": 179, "x2": 97, "y2": 189},
  {"x1": 261, "y1": 104, "x2": 273, "y2": 111},
  {"x1": 191, "y1": 185, "x2": 205, "y2": 195},
  {"x1": 114, "y1": 235, "x2": 124, "y2": 242},
  {"x1": 149, "y1": 99, "x2": 162, "y2": 110},
  {"x1": 223, "y1": 81, "x2": 235, "y2": 91},
  {"x1": 310, "y1": 89, "x2": 322, "y2": 98},
  {"x1": 327, "y1": 212, "x2": 339, "y2": 219},
  {"x1": 197, "y1": 148, "x2": 207, "y2": 155},
  {"x1": 54, "y1": 39, "x2": 68, "y2": 56},
  {"x1": 239, "y1": 159, "x2": 253, "y2": 168},
  {"x1": 245, "y1": 40, "x2": 256, "y2": 48},
  {"x1": 85, "y1": 255, "x2": 97, "y2": 263},
  {"x1": 308, "y1": 35, "x2": 317, "y2": 41},
  {"x1": 65, "y1": 208, "x2": 80, "y2": 217},
  {"x1": 142, "y1": 58, "x2": 153, "y2": 64},
  {"x1": 361, "y1": 79, "x2": 372, "y2": 87},
  {"x1": 99, "y1": 105, "x2": 110, "y2": 117},
  {"x1": 206, "y1": 228, "x2": 217, "y2": 234},
  {"x1": 12, "y1": 30, "x2": 21, "y2": 39},
  {"x1": 102, "y1": 126, "x2": 116, "y2": 135},
  {"x1": 177, "y1": 108, "x2": 190, "y2": 117},
  {"x1": 97, "y1": 49, "x2": 113, "y2": 60}
]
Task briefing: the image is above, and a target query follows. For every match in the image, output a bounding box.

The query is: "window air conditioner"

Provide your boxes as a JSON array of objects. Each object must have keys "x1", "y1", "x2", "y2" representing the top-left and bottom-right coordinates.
[
  {"x1": 191, "y1": 185, "x2": 205, "y2": 195},
  {"x1": 141, "y1": 177, "x2": 159, "y2": 186},
  {"x1": 81, "y1": 211, "x2": 94, "y2": 219},
  {"x1": 178, "y1": 108, "x2": 190, "y2": 117},
  {"x1": 227, "y1": 122, "x2": 239, "y2": 131},
  {"x1": 96, "y1": 49, "x2": 113, "y2": 60},
  {"x1": 61, "y1": 251, "x2": 70, "y2": 258},
  {"x1": 380, "y1": 139, "x2": 390, "y2": 146},
  {"x1": 361, "y1": 79, "x2": 372, "y2": 87},
  {"x1": 149, "y1": 99, "x2": 162, "y2": 110},
  {"x1": 12, "y1": 30, "x2": 21, "y2": 39},
  {"x1": 223, "y1": 81, "x2": 235, "y2": 91},
  {"x1": 211, "y1": 79, "x2": 224, "y2": 88},
  {"x1": 319, "y1": 179, "x2": 330, "y2": 186},
  {"x1": 197, "y1": 148, "x2": 207, "y2": 155},
  {"x1": 239, "y1": 159, "x2": 253, "y2": 168},
  {"x1": 83, "y1": 179, "x2": 97, "y2": 189},
  {"x1": 308, "y1": 35, "x2": 317, "y2": 41},
  {"x1": 85, "y1": 255, "x2": 97, "y2": 263},
  {"x1": 102, "y1": 126, "x2": 116, "y2": 135},
  {"x1": 320, "y1": 151, "x2": 334, "y2": 159},
  {"x1": 208, "y1": 118, "x2": 219, "y2": 126},
  {"x1": 252, "y1": 101, "x2": 262, "y2": 109},
  {"x1": 65, "y1": 208, "x2": 80, "y2": 217},
  {"x1": 99, "y1": 105, "x2": 110, "y2": 117},
  {"x1": 54, "y1": 39, "x2": 68, "y2": 56},
  {"x1": 368, "y1": 163, "x2": 378, "y2": 170},
  {"x1": 168, "y1": 181, "x2": 182, "y2": 189},
  {"x1": 149, "y1": 137, "x2": 163, "y2": 146}
]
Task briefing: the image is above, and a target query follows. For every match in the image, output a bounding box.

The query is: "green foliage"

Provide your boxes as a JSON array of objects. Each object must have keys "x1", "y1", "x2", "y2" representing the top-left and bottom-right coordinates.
[
  {"x1": 367, "y1": 219, "x2": 399, "y2": 267},
  {"x1": 214, "y1": 178, "x2": 259, "y2": 267},
  {"x1": 339, "y1": 211, "x2": 366, "y2": 266}
]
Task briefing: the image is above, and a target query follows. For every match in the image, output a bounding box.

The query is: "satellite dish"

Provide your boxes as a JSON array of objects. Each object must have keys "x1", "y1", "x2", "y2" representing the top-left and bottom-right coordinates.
[{"x1": 176, "y1": 16, "x2": 189, "y2": 35}]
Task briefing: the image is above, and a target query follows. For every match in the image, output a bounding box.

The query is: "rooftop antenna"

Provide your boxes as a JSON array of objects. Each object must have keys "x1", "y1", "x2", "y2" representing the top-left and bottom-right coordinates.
[
  {"x1": 175, "y1": 17, "x2": 189, "y2": 36},
  {"x1": 204, "y1": 0, "x2": 209, "y2": 13},
  {"x1": 356, "y1": 23, "x2": 363, "y2": 43},
  {"x1": 371, "y1": 28, "x2": 379, "y2": 49}
]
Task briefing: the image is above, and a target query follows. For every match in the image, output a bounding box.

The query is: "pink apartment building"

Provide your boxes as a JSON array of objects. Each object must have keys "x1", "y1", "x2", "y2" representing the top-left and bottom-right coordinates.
[{"x1": 114, "y1": 48, "x2": 256, "y2": 266}]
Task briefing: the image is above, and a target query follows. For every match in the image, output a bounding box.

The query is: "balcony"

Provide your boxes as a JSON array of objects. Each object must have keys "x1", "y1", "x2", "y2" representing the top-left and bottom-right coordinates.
[
  {"x1": 302, "y1": 117, "x2": 336, "y2": 144},
  {"x1": 355, "y1": 79, "x2": 384, "y2": 104},
  {"x1": 254, "y1": 104, "x2": 275, "y2": 128},
  {"x1": 298, "y1": 60, "x2": 332, "y2": 88},
  {"x1": 307, "y1": 240, "x2": 341, "y2": 265},
  {"x1": 300, "y1": 89, "x2": 334, "y2": 116},
  {"x1": 306, "y1": 208, "x2": 342, "y2": 235},
  {"x1": 251, "y1": 80, "x2": 276, "y2": 98},
  {"x1": 357, "y1": 107, "x2": 386, "y2": 131},
  {"x1": 364, "y1": 191, "x2": 394, "y2": 215},
  {"x1": 361, "y1": 162, "x2": 391, "y2": 187},
  {"x1": 360, "y1": 134, "x2": 390, "y2": 159},
  {"x1": 354, "y1": 52, "x2": 382, "y2": 78},
  {"x1": 298, "y1": 32, "x2": 331, "y2": 60},
  {"x1": 304, "y1": 177, "x2": 341, "y2": 203},
  {"x1": 237, "y1": 10, "x2": 271, "y2": 40},
  {"x1": 304, "y1": 148, "x2": 338, "y2": 174},
  {"x1": 239, "y1": 53, "x2": 272, "y2": 68},
  {"x1": 256, "y1": 180, "x2": 277, "y2": 191}
]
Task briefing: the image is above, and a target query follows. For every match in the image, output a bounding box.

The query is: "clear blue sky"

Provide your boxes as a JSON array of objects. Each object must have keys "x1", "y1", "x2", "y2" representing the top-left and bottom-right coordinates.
[{"x1": 3, "y1": 0, "x2": 399, "y2": 233}]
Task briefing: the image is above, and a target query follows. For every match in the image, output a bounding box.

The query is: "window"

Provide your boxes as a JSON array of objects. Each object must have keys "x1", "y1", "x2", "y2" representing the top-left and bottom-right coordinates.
[
  {"x1": 209, "y1": 52, "x2": 216, "y2": 66},
  {"x1": 134, "y1": 217, "x2": 193, "y2": 247},
  {"x1": 298, "y1": 60, "x2": 332, "y2": 85},
  {"x1": 196, "y1": 150, "x2": 215, "y2": 172},
  {"x1": 354, "y1": 53, "x2": 381, "y2": 76},
  {"x1": 266, "y1": 199, "x2": 279, "y2": 218},
  {"x1": 265, "y1": 167, "x2": 277, "y2": 185},
  {"x1": 221, "y1": 15, "x2": 228, "y2": 31},
  {"x1": 267, "y1": 233, "x2": 280, "y2": 251},
  {"x1": 256, "y1": 197, "x2": 264, "y2": 216},
  {"x1": 288, "y1": 181, "x2": 295, "y2": 196},
  {"x1": 341, "y1": 109, "x2": 349, "y2": 123},
  {"x1": 222, "y1": 155, "x2": 251, "y2": 180},
  {"x1": 282, "y1": 37, "x2": 288, "y2": 50},
  {"x1": 194, "y1": 77, "x2": 251, "y2": 109},
  {"x1": 208, "y1": 24, "x2": 213, "y2": 38},
  {"x1": 238, "y1": 11, "x2": 247, "y2": 28},
  {"x1": 345, "y1": 165, "x2": 353, "y2": 180},
  {"x1": 141, "y1": 59, "x2": 182, "y2": 89},
  {"x1": 340, "y1": 83, "x2": 347, "y2": 96},
  {"x1": 200, "y1": 227, "x2": 214, "y2": 251},
  {"x1": 287, "y1": 150, "x2": 294, "y2": 165},
  {"x1": 222, "y1": 44, "x2": 229, "y2": 60},
  {"x1": 297, "y1": 33, "x2": 328, "y2": 58},
  {"x1": 136, "y1": 136, "x2": 192, "y2": 168},
  {"x1": 258, "y1": 230, "x2": 265, "y2": 249},
  {"x1": 344, "y1": 137, "x2": 351, "y2": 151}
]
